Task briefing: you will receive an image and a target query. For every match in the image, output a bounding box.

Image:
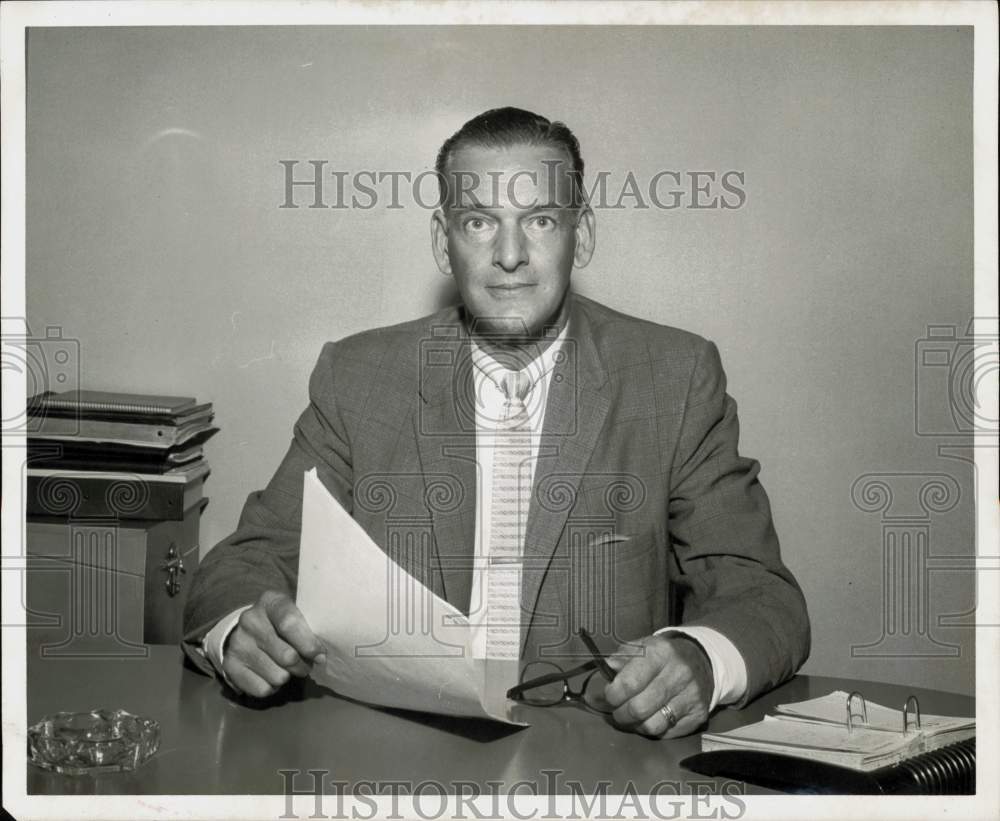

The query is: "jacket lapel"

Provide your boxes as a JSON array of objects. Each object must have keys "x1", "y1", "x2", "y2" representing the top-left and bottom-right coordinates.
[
  {"x1": 520, "y1": 299, "x2": 611, "y2": 649},
  {"x1": 413, "y1": 319, "x2": 478, "y2": 615}
]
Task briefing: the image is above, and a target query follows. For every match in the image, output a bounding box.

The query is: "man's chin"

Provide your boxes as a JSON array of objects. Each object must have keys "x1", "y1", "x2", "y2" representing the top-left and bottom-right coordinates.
[{"x1": 465, "y1": 313, "x2": 544, "y2": 342}]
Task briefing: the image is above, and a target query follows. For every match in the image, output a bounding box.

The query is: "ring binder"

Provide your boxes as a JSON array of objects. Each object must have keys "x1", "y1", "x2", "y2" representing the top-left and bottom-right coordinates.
[{"x1": 695, "y1": 689, "x2": 975, "y2": 792}]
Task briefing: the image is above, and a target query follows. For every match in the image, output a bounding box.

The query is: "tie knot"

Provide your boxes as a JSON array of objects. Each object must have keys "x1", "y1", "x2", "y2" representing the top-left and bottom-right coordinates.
[{"x1": 500, "y1": 370, "x2": 531, "y2": 403}]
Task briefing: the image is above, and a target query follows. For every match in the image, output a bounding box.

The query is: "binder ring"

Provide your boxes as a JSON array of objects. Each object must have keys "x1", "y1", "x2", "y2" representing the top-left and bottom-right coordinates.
[
  {"x1": 903, "y1": 694, "x2": 922, "y2": 734},
  {"x1": 846, "y1": 691, "x2": 868, "y2": 734}
]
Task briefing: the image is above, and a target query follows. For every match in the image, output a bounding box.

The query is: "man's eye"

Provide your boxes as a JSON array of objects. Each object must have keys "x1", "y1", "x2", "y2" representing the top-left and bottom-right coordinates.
[
  {"x1": 531, "y1": 215, "x2": 555, "y2": 229},
  {"x1": 465, "y1": 218, "x2": 488, "y2": 231}
]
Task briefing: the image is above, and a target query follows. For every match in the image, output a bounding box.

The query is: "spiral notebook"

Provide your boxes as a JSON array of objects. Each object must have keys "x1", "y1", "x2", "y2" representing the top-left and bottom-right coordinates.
[{"x1": 28, "y1": 390, "x2": 197, "y2": 417}]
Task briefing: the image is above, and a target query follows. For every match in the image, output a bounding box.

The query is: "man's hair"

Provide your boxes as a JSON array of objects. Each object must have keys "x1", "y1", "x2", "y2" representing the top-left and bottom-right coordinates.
[{"x1": 434, "y1": 106, "x2": 585, "y2": 208}]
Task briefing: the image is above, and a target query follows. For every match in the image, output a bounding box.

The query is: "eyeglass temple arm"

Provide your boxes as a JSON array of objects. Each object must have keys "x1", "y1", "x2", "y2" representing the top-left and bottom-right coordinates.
[
  {"x1": 505, "y1": 660, "x2": 600, "y2": 700},
  {"x1": 578, "y1": 628, "x2": 617, "y2": 681}
]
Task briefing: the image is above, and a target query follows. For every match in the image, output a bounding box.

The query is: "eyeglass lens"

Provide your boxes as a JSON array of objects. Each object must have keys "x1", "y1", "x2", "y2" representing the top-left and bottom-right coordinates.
[{"x1": 517, "y1": 662, "x2": 613, "y2": 714}]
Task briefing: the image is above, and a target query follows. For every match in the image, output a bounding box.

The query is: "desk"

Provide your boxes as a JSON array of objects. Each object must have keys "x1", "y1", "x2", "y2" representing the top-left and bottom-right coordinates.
[{"x1": 26, "y1": 642, "x2": 974, "y2": 796}]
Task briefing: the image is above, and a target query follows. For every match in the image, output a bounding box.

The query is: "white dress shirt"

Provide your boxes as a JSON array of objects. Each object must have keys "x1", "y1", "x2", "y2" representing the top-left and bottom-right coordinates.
[{"x1": 203, "y1": 322, "x2": 748, "y2": 710}]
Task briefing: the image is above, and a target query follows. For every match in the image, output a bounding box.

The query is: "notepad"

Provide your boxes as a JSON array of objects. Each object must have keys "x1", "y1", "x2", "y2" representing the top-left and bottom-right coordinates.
[{"x1": 702, "y1": 691, "x2": 975, "y2": 772}]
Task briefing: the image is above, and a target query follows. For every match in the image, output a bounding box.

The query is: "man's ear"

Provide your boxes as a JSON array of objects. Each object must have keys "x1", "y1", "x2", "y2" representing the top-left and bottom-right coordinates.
[
  {"x1": 430, "y1": 209, "x2": 452, "y2": 276},
  {"x1": 573, "y1": 206, "x2": 596, "y2": 269}
]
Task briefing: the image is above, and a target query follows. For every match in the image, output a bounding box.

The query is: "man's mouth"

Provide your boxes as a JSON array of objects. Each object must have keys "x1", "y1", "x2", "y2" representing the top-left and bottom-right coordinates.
[{"x1": 487, "y1": 283, "x2": 535, "y2": 292}]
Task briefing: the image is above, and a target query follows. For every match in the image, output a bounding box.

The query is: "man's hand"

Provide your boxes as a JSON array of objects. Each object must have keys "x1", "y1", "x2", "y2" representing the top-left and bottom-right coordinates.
[
  {"x1": 602, "y1": 633, "x2": 714, "y2": 738},
  {"x1": 222, "y1": 591, "x2": 324, "y2": 698}
]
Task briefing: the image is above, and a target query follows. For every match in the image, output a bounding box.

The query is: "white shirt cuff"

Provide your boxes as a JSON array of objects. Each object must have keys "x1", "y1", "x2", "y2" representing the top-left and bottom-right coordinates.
[
  {"x1": 654, "y1": 625, "x2": 748, "y2": 711},
  {"x1": 201, "y1": 605, "x2": 253, "y2": 687}
]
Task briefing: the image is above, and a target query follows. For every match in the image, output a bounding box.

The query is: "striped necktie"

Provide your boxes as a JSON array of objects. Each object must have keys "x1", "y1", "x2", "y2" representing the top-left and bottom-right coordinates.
[{"x1": 484, "y1": 369, "x2": 533, "y2": 707}]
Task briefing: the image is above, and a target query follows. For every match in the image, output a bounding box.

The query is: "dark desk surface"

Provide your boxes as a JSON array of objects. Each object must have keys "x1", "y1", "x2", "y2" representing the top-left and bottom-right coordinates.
[{"x1": 26, "y1": 642, "x2": 974, "y2": 796}]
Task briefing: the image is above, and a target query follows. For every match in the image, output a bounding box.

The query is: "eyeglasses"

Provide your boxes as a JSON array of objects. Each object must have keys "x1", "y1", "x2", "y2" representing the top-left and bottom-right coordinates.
[
  {"x1": 505, "y1": 630, "x2": 617, "y2": 715},
  {"x1": 506, "y1": 660, "x2": 613, "y2": 714}
]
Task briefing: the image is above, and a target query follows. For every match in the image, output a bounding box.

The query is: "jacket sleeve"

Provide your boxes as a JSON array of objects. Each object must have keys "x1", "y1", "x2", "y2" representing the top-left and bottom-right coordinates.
[
  {"x1": 181, "y1": 341, "x2": 353, "y2": 674},
  {"x1": 668, "y1": 339, "x2": 810, "y2": 705}
]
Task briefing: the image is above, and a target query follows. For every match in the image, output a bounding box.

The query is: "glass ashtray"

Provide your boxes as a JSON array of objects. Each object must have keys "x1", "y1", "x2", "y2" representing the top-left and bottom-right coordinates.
[{"x1": 28, "y1": 709, "x2": 160, "y2": 775}]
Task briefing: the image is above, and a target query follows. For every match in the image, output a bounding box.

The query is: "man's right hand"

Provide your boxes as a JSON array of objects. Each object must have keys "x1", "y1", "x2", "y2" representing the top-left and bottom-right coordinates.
[{"x1": 222, "y1": 591, "x2": 324, "y2": 698}]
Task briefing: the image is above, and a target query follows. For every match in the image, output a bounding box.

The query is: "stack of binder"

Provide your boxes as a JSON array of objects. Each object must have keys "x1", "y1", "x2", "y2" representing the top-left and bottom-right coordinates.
[{"x1": 25, "y1": 390, "x2": 218, "y2": 521}]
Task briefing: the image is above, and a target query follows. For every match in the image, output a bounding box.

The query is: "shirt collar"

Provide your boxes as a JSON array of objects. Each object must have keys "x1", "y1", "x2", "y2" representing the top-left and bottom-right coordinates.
[{"x1": 469, "y1": 322, "x2": 570, "y2": 395}]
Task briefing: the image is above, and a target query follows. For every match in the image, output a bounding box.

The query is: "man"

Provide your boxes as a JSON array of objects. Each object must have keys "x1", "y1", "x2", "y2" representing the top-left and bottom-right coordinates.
[{"x1": 183, "y1": 107, "x2": 809, "y2": 738}]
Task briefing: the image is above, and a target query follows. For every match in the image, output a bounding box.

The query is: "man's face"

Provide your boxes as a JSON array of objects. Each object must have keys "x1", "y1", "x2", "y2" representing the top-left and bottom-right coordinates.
[{"x1": 431, "y1": 142, "x2": 595, "y2": 340}]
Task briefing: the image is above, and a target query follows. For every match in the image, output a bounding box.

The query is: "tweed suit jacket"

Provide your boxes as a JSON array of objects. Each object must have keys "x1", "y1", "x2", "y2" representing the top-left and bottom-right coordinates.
[{"x1": 182, "y1": 293, "x2": 810, "y2": 705}]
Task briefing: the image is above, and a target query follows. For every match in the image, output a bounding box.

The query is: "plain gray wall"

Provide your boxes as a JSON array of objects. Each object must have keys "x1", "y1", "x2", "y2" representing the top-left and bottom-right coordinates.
[{"x1": 26, "y1": 26, "x2": 975, "y2": 696}]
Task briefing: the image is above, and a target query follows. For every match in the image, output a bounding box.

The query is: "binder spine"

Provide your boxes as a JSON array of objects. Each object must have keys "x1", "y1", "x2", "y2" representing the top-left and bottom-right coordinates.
[
  {"x1": 874, "y1": 738, "x2": 976, "y2": 795},
  {"x1": 681, "y1": 738, "x2": 976, "y2": 795}
]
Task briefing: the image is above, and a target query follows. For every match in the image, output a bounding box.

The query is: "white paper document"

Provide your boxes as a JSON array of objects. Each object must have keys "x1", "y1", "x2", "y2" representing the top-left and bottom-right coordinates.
[{"x1": 296, "y1": 468, "x2": 525, "y2": 725}]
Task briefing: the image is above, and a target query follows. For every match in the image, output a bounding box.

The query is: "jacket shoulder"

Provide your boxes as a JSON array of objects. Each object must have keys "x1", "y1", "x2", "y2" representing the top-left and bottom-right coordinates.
[
  {"x1": 305, "y1": 306, "x2": 460, "y2": 420},
  {"x1": 322, "y1": 305, "x2": 459, "y2": 361},
  {"x1": 310, "y1": 306, "x2": 453, "y2": 379},
  {"x1": 574, "y1": 294, "x2": 714, "y2": 367}
]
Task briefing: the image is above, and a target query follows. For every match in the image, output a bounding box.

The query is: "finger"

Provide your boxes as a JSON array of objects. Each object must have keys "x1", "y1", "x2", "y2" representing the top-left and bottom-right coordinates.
[
  {"x1": 227, "y1": 626, "x2": 293, "y2": 689},
  {"x1": 635, "y1": 700, "x2": 683, "y2": 737},
  {"x1": 636, "y1": 669, "x2": 710, "y2": 735},
  {"x1": 224, "y1": 657, "x2": 279, "y2": 699},
  {"x1": 258, "y1": 630, "x2": 311, "y2": 678},
  {"x1": 611, "y1": 672, "x2": 673, "y2": 727},
  {"x1": 603, "y1": 647, "x2": 662, "y2": 709},
  {"x1": 605, "y1": 639, "x2": 644, "y2": 673},
  {"x1": 662, "y1": 703, "x2": 707, "y2": 739},
  {"x1": 237, "y1": 603, "x2": 310, "y2": 675},
  {"x1": 264, "y1": 596, "x2": 323, "y2": 661},
  {"x1": 637, "y1": 686, "x2": 710, "y2": 738},
  {"x1": 606, "y1": 654, "x2": 627, "y2": 673},
  {"x1": 663, "y1": 718, "x2": 697, "y2": 738}
]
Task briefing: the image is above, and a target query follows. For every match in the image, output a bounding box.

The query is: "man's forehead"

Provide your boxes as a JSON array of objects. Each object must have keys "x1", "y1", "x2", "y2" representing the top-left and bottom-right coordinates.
[
  {"x1": 447, "y1": 142, "x2": 573, "y2": 174},
  {"x1": 444, "y1": 142, "x2": 576, "y2": 206}
]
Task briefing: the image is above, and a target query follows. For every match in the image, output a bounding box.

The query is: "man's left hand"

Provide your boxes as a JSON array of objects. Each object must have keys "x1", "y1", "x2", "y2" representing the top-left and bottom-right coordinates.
[{"x1": 602, "y1": 634, "x2": 714, "y2": 738}]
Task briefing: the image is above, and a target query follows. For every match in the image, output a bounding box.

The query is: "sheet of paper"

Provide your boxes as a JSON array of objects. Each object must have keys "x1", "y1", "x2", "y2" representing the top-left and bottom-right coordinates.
[{"x1": 296, "y1": 468, "x2": 525, "y2": 725}]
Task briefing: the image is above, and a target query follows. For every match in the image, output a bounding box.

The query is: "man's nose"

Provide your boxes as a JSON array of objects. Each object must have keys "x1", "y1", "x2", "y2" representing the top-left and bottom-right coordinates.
[{"x1": 492, "y1": 224, "x2": 528, "y2": 273}]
